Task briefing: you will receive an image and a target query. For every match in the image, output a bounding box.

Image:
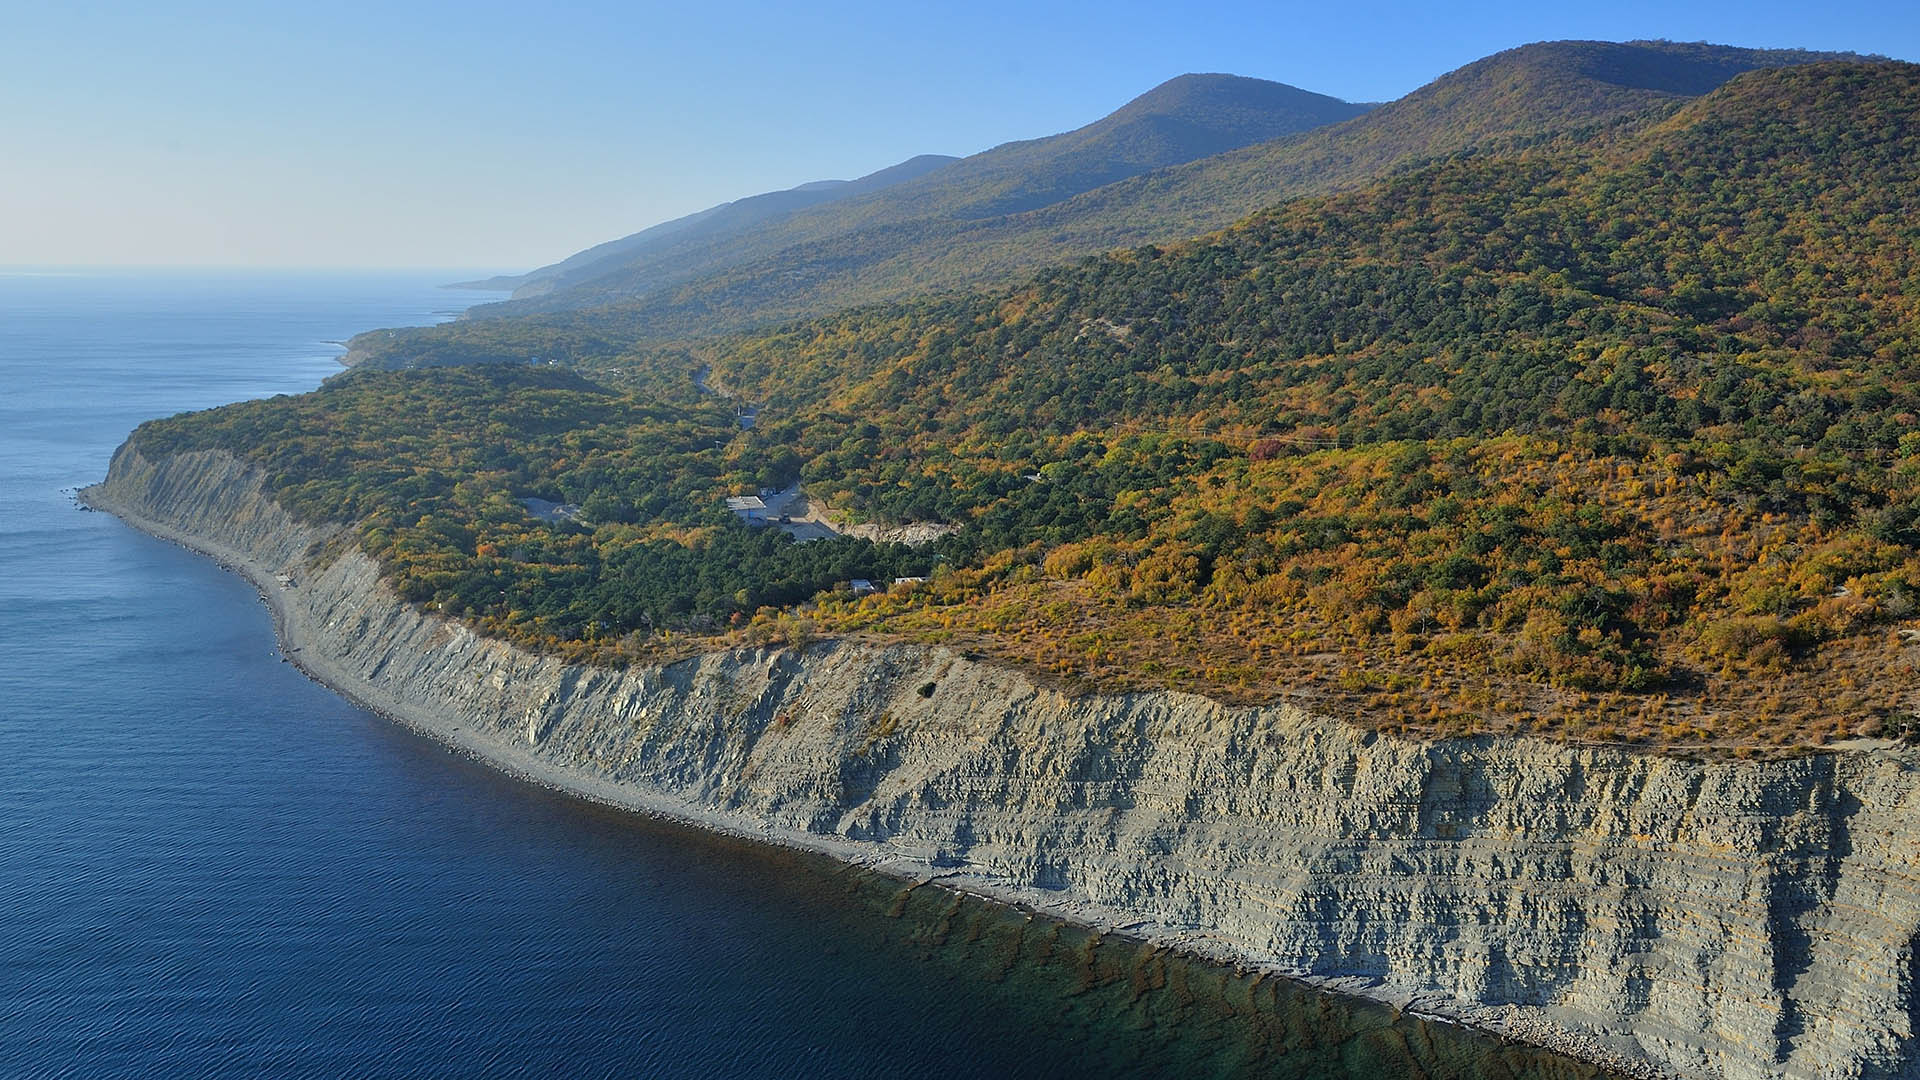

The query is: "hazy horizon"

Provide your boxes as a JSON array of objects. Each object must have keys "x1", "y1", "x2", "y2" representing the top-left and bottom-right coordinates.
[
  {"x1": 7, "y1": 0, "x2": 1917, "y2": 270},
  {"x1": 0, "y1": 264, "x2": 520, "y2": 275}
]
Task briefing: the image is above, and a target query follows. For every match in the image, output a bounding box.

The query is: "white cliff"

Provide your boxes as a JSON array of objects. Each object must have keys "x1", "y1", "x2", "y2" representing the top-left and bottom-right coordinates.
[{"x1": 85, "y1": 445, "x2": 1920, "y2": 1080}]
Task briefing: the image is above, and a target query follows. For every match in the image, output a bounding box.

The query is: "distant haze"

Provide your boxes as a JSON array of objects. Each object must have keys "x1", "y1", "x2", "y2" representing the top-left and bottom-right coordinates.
[{"x1": 3, "y1": 0, "x2": 1914, "y2": 268}]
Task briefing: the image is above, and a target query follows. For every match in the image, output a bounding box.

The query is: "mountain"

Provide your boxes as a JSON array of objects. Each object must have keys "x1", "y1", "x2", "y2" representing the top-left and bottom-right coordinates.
[
  {"x1": 693, "y1": 58, "x2": 1920, "y2": 479},
  {"x1": 353, "y1": 40, "x2": 1864, "y2": 368},
  {"x1": 466, "y1": 74, "x2": 1370, "y2": 312},
  {"x1": 816, "y1": 72, "x2": 1377, "y2": 222},
  {"x1": 449, "y1": 154, "x2": 960, "y2": 295},
  {"x1": 170, "y1": 59, "x2": 1920, "y2": 756},
  {"x1": 993, "y1": 38, "x2": 1868, "y2": 254}
]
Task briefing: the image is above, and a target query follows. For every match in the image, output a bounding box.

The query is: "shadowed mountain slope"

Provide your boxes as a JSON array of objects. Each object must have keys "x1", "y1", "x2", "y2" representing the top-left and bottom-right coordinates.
[
  {"x1": 465, "y1": 75, "x2": 1370, "y2": 310},
  {"x1": 451, "y1": 154, "x2": 961, "y2": 295},
  {"x1": 352, "y1": 40, "x2": 1865, "y2": 368}
]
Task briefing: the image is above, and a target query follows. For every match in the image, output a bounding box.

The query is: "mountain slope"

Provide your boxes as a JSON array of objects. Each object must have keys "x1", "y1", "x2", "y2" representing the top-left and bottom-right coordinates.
[
  {"x1": 452, "y1": 153, "x2": 960, "y2": 295},
  {"x1": 718, "y1": 59, "x2": 1920, "y2": 451},
  {"x1": 817, "y1": 72, "x2": 1377, "y2": 222},
  {"x1": 164, "y1": 60, "x2": 1920, "y2": 756},
  {"x1": 990, "y1": 38, "x2": 1867, "y2": 255},
  {"x1": 357, "y1": 40, "x2": 1863, "y2": 366},
  {"x1": 555, "y1": 40, "x2": 1865, "y2": 325},
  {"x1": 466, "y1": 74, "x2": 1370, "y2": 312}
]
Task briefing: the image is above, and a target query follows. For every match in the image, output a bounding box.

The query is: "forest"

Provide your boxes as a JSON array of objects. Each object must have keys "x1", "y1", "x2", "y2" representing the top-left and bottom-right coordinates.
[
  {"x1": 344, "y1": 41, "x2": 1857, "y2": 364},
  {"x1": 136, "y1": 61, "x2": 1920, "y2": 751}
]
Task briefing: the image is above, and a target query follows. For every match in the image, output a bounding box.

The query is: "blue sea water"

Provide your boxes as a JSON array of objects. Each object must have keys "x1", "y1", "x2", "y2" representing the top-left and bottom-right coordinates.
[{"x1": 0, "y1": 270, "x2": 1609, "y2": 1079}]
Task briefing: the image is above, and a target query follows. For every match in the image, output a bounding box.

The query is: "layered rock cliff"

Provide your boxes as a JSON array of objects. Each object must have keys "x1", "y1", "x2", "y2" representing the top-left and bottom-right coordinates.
[{"x1": 86, "y1": 445, "x2": 1920, "y2": 1080}]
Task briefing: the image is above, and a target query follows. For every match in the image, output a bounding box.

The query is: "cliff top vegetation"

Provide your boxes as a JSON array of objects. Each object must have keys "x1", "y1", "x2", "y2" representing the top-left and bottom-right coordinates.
[{"x1": 136, "y1": 60, "x2": 1920, "y2": 754}]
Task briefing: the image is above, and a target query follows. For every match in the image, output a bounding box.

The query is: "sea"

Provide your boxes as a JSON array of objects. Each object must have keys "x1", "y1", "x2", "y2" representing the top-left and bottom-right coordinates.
[{"x1": 0, "y1": 269, "x2": 1611, "y2": 1079}]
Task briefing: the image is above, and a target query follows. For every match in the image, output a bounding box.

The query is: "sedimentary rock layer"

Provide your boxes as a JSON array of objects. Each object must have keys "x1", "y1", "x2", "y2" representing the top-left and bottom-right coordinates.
[{"x1": 86, "y1": 445, "x2": 1920, "y2": 1080}]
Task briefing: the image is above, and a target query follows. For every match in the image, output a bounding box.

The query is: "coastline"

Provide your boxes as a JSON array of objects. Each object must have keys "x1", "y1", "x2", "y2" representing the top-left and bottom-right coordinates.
[
  {"x1": 76, "y1": 477, "x2": 1655, "y2": 1078},
  {"x1": 78, "y1": 481, "x2": 922, "y2": 877},
  {"x1": 77, "y1": 444, "x2": 1920, "y2": 1080}
]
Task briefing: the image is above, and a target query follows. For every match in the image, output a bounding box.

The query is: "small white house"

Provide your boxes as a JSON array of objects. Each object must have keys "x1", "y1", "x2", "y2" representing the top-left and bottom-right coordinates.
[{"x1": 725, "y1": 495, "x2": 768, "y2": 523}]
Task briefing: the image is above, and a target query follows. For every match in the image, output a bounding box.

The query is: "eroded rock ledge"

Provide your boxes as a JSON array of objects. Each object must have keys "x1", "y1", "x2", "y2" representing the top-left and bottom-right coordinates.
[{"x1": 85, "y1": 444, "x2": 1920, "y2": 1080}]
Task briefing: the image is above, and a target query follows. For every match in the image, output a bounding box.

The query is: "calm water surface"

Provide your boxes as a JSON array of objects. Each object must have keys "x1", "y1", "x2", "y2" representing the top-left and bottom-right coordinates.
[{"x1": 0, "y1": 270, "x2": 1611, "y2": 1078}]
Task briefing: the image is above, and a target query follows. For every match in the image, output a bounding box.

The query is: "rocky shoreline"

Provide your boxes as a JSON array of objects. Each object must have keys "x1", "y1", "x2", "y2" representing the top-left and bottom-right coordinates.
[{"x1": 82, "y1": 444, "x2": 1920, "y2": 1080}]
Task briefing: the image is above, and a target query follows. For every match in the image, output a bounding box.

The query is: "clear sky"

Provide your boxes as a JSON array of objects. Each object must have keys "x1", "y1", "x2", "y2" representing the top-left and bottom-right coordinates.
[{"x1": 4, "y1": 0, "x2": 1915, "y2": 271}]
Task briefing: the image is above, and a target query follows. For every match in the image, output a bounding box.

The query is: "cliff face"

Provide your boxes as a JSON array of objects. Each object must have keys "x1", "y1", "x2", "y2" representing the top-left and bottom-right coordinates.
[{"x1": 88, "y1": 445, "x2": 1920, "y2": 1080}]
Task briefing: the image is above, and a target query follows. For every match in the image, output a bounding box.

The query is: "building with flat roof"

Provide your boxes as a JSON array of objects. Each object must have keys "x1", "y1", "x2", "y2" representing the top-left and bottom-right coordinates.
[{"x1": 724, "y1": 495, "x2": 768, "y2": 523}]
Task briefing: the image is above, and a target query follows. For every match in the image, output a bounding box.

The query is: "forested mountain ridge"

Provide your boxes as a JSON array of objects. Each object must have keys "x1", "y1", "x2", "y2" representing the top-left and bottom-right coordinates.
[
  {"x1": 348, "y1": 39, "x2": 1863, "y2": 368},
  {"x1": 700, "y1": 61, "x2": 1917, "y2": 459},
  {"x1": 471, "y1": 74, "x2": 1365, "y2": 312},
  {"x1": 152, "y1": 59, "x2": 1920, "y2": 752},
  {"x1": 1008, "y1": 38, "x2": 1870, "y2": 257},
  {"x1": 459, "y1": 154, "x2": 961, "y2": 297}
]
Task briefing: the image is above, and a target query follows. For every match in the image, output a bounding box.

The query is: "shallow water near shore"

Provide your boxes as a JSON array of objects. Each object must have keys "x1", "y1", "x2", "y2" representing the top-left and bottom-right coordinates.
[{"x1": 0, "y1": 269, "x2": 1615, "y2": 1078}]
